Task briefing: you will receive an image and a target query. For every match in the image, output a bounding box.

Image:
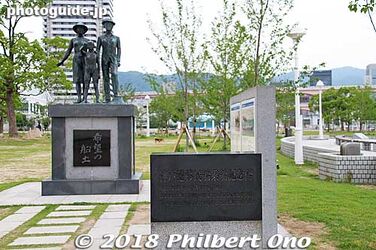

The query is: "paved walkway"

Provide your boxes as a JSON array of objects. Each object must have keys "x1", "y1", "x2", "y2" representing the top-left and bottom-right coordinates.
[
  {"x1": 0, "y1": 181, "x2": 150, "y2": 206},
  {"x1": 292, "y1": 137, "x2": 376, "y2": 156}
]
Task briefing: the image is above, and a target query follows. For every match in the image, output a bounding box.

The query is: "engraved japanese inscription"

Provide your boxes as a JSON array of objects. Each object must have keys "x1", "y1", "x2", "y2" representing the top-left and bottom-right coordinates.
[
  {"x1": 151, "y1": 154, "x2": 262, "y2": 222},
  {"x1": 73, "y1": 130, "x2": 111, "y2": 167}
]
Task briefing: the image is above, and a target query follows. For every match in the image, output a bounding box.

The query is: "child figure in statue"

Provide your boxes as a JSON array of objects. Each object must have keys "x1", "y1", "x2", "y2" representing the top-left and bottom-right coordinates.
[{"x1": 81, "y1": 41, "x2": 100, "y2": 103}]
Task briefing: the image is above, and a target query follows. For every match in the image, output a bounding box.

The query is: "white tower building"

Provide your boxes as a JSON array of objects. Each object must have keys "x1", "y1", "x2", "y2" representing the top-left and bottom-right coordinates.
[{"x1": 43, "y1": 0, "x2": 114, "y2": 103}]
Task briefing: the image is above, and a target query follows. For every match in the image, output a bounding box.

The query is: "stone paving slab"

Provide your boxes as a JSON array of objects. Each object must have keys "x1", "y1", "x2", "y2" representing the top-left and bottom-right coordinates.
[
  {"x1": 15, "y1": 206, "x2": 46, "y2": 214},
  {"x1": 21, "y1": 248, "x2": 62, "y2": 250},
  {"x1": 0, "y1": 181, "x2": 149, "y2": 206},
  {"x1": 25, "y1": 225, "x2": 80, "y2": 235},
  {"x1": 127, "y1": 224, "x2": 151, "y2": 235},
  {"x1": 47, "y1": 210, "x2": 92, "y2": 217},
  {"x1": 9, "y1": 235, "x2": 70, "y2": 246},
  {"x1": 38, "y1": 217, "x2": 86, "y2": 225},
  {"x1": 19, "y1": 248, "x2": 62, "y2": 250},
  {"x1": 56, "y1": 205, "x2": 96, "y2": 211},
  {"x1": 106, "y1": 204, "x2": 130, "y2": 212},
  {"x1": 99, "y1": 211, "x2": 128, "y2": 219},
  {"x1": 88, "y1": 205, "x2": 129, "y2": 240},
  {"x1": 0, "y1": 206, "x2": 45, "y2": 239}
]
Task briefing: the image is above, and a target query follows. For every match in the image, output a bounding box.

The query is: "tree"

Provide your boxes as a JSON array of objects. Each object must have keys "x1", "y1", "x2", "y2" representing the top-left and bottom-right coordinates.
[
  {"x1": 0, "y1": 0, "x2": 70, "y2": 137},
  {"x1": 201, "y1": 0, "x2": 249, "y2": 148},
  {"x1": 148, "y1": 0, "x2": 204, "y2": 150},
  {"x1": 150, "y1": 93, "x2": 179, "y2": 133},
  {"x1": 242, "y1": 0, "x2": 294, "y2": 87},
  {"x1": 353, "y1": 86, "x2": 376, "y2": 131},
  {"x1": 276, "y1": 85, "x2": 295, "y2": 135},
  {"x1": 349, "y1": 0, "x2": 376, "y2": 32},
  {"x1": 120, "y1": 82, "x2": 136, "y2": 103}
]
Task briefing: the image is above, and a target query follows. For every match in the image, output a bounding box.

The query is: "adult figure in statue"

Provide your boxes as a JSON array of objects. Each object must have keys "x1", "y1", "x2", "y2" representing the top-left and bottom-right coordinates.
[
  {"x1": 97, "y1": 17, "x2": 122, "y2": 103},
  {"x1": 57, "y1": 22, "x2": 89, "y2": 103}
]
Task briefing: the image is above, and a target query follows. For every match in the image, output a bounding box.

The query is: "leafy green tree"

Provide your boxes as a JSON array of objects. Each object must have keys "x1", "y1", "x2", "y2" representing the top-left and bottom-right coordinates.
[
  {"x1": 0, "y1": 0, "x2": 70, "y2": 137},
  {"x1": 276, "y1": 85, "x2": 295, "y2": 135},
  {"x1": 352, "y1": 86, "x2": 376, "y2": 131},
  {"x1": 242, "y1": 0, "x2": 294, "y2": 87},
  {"x1": 120, "y1": 83, "x2": 136, "y2": 103},
  {"x1": 201, "y1": 0, "x2": 249, "y2": 148},
  {"x1": 147, "y1": 0, "x2": 204, "y2": 150},
  {"x1": 349, "y1": 0, "x2": 376, "y2": 32},
  {"x1": 150, "y1": 94, "x2": 179, "y2": 133}
]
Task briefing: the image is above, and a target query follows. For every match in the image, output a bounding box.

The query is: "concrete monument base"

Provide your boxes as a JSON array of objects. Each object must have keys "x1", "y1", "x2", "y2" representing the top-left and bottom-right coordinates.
[
  {"x1": 42, "y1": 173, "x2": 142, "y2": 195},
  {"x1": 152, "y1": 221, "x2": 261, "y2": 250},
  {"x1": 42, "y1": 104, "x2": 140, "y2": 196}
]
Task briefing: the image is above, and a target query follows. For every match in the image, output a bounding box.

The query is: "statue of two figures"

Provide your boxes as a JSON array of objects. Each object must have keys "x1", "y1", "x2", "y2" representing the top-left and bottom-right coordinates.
[{"x1": 57, "y1": 18, "x2": 123, "y2": 104}]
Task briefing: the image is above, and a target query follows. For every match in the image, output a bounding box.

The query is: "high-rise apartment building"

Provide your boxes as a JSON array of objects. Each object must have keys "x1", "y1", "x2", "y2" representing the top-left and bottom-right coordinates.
[
  {"x1": 365, "y1": 64, "x2": 376, "y2": 85},
  {"x1": 43, "y1": 0, "x2": 114, "y2": 103}
]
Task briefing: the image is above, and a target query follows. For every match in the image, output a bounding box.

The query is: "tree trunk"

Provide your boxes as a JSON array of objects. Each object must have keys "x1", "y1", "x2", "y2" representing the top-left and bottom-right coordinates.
[
  {"x1": 341, "y1": 122, "x2": 345, "y2": 131},
  {"x1": 184, "y1": 91, "x2": 189, "y2": 152},
  {"x1": 347, "y1": 123, "x2": 350, "y2": 132},
  {"x1": 0, "y1": 116, "x2": 3, "y2": 134},
  {"x1": 223, "y1": 119, "x2": 227, "y2": 150},
  {"x1": 6, "y1": 89, "x2": 18, "y2": 137},
  {"x1": 193, "y1": 118, "x2": 198, "y2": 143},
  {"x1": 360, "y1": 122, "x2": 363, "y2": 132}
]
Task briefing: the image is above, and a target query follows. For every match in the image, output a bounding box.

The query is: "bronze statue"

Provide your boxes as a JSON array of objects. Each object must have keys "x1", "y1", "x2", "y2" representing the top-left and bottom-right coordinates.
[
  {"x1": 57, "y1": 22, "x2": 89, "y2": 103},
  {"x1": 81, "y1": 41, "x2": 100, "y2": 103},
  {"x1": 97, "y1": 17, "x2": 123, "y2": 103}
]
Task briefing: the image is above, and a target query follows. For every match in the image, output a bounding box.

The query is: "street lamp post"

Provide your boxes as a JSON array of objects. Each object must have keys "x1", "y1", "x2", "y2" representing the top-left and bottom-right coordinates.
[
  {"x1": 316, "y1": 80, "x2": 325, "y2": 139},
  {"x1": 145, "y1": 95, "x2": 151, "y2": 137},
  {"x1": 288, "y1": 30, "x2": 306, "y2": 165}
]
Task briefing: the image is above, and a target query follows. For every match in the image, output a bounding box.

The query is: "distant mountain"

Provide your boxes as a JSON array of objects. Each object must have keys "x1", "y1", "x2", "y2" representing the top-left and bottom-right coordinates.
[
  {"x1": 120, "y1": 66, "x2": 366, "y2": 92},
  {"x1": 332, "y1": 66, "x2": 365, "y2": 86},
  {"x1": 118, "y1": 71, "x2": 181, "y2": 92},
  {"x1": 273, "y1": 66, "x2": 366, "y2": 86},
  {"x1": 118, "y1": 71, "x2": 151, "y2": 92}
]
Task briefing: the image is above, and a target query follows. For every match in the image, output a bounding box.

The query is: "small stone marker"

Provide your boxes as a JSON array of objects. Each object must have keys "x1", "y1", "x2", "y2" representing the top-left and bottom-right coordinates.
[{"x1": 340, "y1": 142, "x2": 361, "y2": 155}]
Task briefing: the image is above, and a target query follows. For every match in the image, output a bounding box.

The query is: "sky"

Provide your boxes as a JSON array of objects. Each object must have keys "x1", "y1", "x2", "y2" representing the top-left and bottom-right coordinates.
[{"x1": 16, "y1": 0, "x2": 376, "y2": 74}]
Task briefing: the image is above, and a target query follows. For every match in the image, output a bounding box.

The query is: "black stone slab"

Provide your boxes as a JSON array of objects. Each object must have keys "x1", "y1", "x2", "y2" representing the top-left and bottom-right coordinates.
[
  {"x1": 151, "y1": 153, "x2": 262, "y2": 222},
  {"x1": 41, "y1": 173, "x2": 142, "y2": 195},
  {"x1": 52, "y1": 118, "x2": 66, "y2": 180},
  {"x1": 73, "y1": 130, "x2": 111, "y2": 167},
  {"x1": 49, "y1": 104, "x2": 135, "y2": 118}
]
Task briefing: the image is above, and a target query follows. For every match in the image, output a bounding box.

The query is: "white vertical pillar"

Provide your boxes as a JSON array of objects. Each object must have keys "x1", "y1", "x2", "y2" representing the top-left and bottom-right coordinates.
[
  {"x1": 28, "y1": 102, "x2": 32, "y2": 115},
  {"x1": 146, "y1": 102, "x2": 150, "y2": 137},
  {"x1": 319, "y1": 89, "x2": 324, "y2": 139},
  {"x1": 294, "y1": 48, "x2": 304, "y2": 165}
]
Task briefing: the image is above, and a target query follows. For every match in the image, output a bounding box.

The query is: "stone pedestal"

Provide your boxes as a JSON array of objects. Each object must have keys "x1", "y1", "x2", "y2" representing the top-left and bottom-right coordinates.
[{"x1": 42, "y1": 104, "x2": 142, "y2": 195}]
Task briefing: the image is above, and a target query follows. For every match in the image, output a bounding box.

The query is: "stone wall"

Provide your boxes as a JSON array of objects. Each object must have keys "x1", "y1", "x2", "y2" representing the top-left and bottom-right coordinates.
[
  {"x1": 318, "y1": 153, "x2": 376, "y2": 184},
  {"x1": 280, "y1": 137, "x2": 376, "y2": 184},
  {"x1": 280, "y1": 137, "x2": 337, "y2": 163}
]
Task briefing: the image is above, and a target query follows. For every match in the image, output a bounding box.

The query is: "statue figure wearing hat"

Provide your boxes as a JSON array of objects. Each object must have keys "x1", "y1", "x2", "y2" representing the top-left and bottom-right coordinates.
[
  {"x1": 81, "y1": 41, "x2": 100, "y2": 103},
  {"x1": 97, "y1": 17, "x2": 123, "y2": 103},
  {"x1": 57, "y1": 22, "x2": 89, "y2": 103}
]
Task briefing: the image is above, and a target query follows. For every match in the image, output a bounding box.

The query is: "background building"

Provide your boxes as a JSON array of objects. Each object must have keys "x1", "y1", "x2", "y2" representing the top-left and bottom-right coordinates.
[
  {"x1": 43, "y1": 0, "x2": 114, "y2": 103},
  {"x1": 310, "y1": 70, "x2": 332, "y2": 86},
  {"x1": 365, "y1": 64, "x2": 376, "y2": 85}
]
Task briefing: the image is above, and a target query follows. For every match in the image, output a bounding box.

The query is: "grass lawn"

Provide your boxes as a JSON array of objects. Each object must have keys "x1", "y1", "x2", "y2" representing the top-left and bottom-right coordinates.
[{"x1": 277, "y1": 152, "x2": 376, "y2": 249}]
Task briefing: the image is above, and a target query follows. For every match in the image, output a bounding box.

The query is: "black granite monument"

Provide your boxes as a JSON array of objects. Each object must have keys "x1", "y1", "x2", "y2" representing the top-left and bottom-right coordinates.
[{"x1": 151, "y1": 153, "x2": 262, "y2": 222}]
